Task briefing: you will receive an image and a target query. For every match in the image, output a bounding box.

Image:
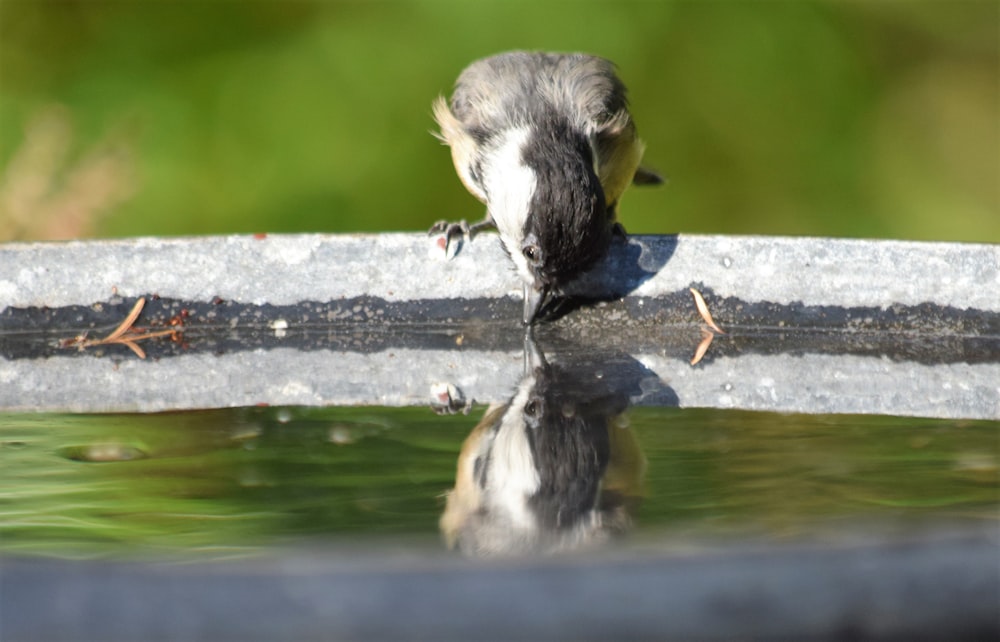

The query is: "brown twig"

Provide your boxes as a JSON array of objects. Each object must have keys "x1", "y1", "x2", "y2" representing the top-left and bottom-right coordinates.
[
  {"x1": 689, "y1": 287, "x2": 725, "y2": 334},
  {"x1": 60, "y1": 297, "x2": 180, "y2": 359},
  {"x1": 690, "y1": 328, "x2": 714, "y2": 366},
  {"x1": 102, "y1": 297, "x2": 145, "y2": 342},
  {"x1": 688, "y1": 288, "x2": 726, "y2": 366}
]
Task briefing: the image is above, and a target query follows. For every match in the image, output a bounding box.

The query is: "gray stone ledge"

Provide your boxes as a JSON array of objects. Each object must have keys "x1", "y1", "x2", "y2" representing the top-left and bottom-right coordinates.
[
  {"x1": 1, "y1": 233, "x2": 997, "y2": 310},
  {"x1": 3, "y1": 530, "x2": 997, "y2": 641},
  {"x1": 1, "y1": 348, "x2": 996, "y2": 418},
  {"x1": 1, "y1": 234, "x2": 997, "y2": 417}
]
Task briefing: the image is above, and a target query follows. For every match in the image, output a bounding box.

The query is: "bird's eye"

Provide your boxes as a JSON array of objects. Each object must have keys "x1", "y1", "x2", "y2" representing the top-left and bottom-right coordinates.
[
  {"x1": 522, "y1": 245, "x2": 540, "y2": 264},
  {"x1": 524, "y1": 396, "x2": 544, "y2": 428}
]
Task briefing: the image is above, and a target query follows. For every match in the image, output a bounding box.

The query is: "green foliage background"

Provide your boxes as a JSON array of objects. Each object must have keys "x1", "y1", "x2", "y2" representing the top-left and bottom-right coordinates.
[{"x1": 1, "y1": 1, "x2": 997, "y2": 241}]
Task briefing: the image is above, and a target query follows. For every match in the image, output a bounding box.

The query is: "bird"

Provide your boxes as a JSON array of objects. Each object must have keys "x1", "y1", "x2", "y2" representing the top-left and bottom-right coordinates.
[
  {"x1": 430, "y1": 51, "x2": 662, "y2": 323},
  {"x1": 439, "y1": 334, "x2": 645, "y2": 556}
]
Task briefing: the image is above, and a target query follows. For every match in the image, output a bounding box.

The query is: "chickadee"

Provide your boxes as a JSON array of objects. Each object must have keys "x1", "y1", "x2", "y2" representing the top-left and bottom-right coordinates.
[
  {"x1": 439, "y1": 335, "x2": 646, "y2": 556},
  {"x1": 431, "y1": 51, "x2": 662, "y2": 323}
]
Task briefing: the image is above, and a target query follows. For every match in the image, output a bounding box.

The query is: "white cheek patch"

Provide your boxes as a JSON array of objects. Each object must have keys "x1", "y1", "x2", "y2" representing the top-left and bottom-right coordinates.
[
  {"x1": 483, "y1": 127, "x2": 536, "y2": 285},
  {"x1": 484, "y1": 375, "x2": 541, "y2": 531}
]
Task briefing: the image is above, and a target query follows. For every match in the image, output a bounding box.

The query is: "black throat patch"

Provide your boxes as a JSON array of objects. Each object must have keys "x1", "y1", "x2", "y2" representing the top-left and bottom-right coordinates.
[{"x1": 520, "y1": 116, "x2": 612, "y2": 286}]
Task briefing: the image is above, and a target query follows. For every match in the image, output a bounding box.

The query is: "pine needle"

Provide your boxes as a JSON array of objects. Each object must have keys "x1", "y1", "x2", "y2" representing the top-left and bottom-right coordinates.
[
  {"x1": 690, "y1": 328, "x2": 714, "y2": 365},
  {"x1": 103, "y1": 298, "x2": 145, "y2": 342},
  {"x1": 690, "y1": 288, "x2": 725, "y2": 334}
]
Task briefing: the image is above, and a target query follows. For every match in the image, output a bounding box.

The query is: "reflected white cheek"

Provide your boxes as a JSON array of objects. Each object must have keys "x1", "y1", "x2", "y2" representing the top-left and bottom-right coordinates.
[
  {"x1": 483, "y1": 127, "x2": 537, "y2": 285},
  {"x1": 485, "y1": 375, "x2": 541, "y2": 530}
]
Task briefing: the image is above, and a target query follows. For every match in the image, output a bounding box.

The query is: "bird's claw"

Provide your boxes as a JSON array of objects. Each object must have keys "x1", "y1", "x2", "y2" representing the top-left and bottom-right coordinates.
[
  {"x1": 429, "y1": 382, "x2": 473, "y2": 415},
  {"x1": 429, "y1": 219, "x2": 472, "y2": 255}
]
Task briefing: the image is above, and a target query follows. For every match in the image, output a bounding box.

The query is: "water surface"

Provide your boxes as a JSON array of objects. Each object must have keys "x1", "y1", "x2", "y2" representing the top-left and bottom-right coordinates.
[{"x1": 2, "y1": 406, "x2": 995, "y2": 560}]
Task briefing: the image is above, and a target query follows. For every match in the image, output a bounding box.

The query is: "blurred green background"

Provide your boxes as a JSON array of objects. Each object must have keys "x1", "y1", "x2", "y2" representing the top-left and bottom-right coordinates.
[{"x1": 1, "y1": 0, "x2": 997, "y2": 242}]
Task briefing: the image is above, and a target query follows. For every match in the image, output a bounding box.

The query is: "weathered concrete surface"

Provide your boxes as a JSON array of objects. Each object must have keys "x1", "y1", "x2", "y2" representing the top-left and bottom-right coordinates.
[
  {"x1": 3, "y1": 530, "x2": 997, "y2": 641},
  {"x1": 1, "y1": 234, "x2": 998, "y2": 417},
  {"x1": 1, "y1": 233, "x2": 998, "y2": 310},
  {"x1": 1, "y1": 348, "x2": 998, "y2": 419}
]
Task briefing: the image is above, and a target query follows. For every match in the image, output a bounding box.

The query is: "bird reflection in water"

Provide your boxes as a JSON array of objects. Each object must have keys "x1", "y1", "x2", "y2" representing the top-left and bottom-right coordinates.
[{"x1": 440, "y1": 336, "x2": 671, "y2": 556}]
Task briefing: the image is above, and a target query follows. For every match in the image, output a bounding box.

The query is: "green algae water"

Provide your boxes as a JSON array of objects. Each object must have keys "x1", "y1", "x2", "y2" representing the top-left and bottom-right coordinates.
[{"x1": 2, "y1": 406, "x2": 995, "y2": 560}]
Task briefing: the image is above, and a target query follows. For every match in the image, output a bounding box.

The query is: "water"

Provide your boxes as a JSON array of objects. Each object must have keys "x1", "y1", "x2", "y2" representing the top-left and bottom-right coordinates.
[
  {"x1": 3, "y1": 400, "x2": 997, "y2": 640},
  {"x1": 3, "y1": 405, "x2": 995, "y2": 560}
]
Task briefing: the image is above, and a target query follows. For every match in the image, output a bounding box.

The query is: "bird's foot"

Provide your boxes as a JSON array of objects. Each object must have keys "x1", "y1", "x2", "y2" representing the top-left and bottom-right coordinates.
[
  {"x1": 428, "y1": 217, "x2": 494, "y2": 256},
  {"x1": 429, "y1": 382, "x2": 473, "y2": 415}
]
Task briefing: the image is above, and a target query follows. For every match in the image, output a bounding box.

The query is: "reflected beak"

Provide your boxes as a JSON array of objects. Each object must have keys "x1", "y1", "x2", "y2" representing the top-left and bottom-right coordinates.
[
  {"x1": 522, "y1": 282, "x2": 549, "y2": 324},
  {"x1": 522, "y1": 328, "x2": 547, "y2": 374}
]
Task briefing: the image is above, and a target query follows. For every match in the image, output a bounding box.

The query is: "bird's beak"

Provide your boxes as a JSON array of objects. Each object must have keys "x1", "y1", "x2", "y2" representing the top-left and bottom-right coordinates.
[
  {"x1": 522, "y1": 282, "x2": 549, "y2": 324},
  {"x1": 522, "y1": 328, "x2": 547, "y2": 374}
]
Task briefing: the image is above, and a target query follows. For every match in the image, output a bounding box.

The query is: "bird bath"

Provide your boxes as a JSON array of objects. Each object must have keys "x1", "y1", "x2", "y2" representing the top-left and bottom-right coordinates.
[{"x1": 1, "y1": 234, "x2": 997, "y2": 639}]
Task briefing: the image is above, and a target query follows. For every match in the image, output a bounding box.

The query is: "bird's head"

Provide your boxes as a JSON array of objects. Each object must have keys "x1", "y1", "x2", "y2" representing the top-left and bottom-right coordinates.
[{"x1": 481, "y1": 122, "x2": 613, "y2": 323}]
